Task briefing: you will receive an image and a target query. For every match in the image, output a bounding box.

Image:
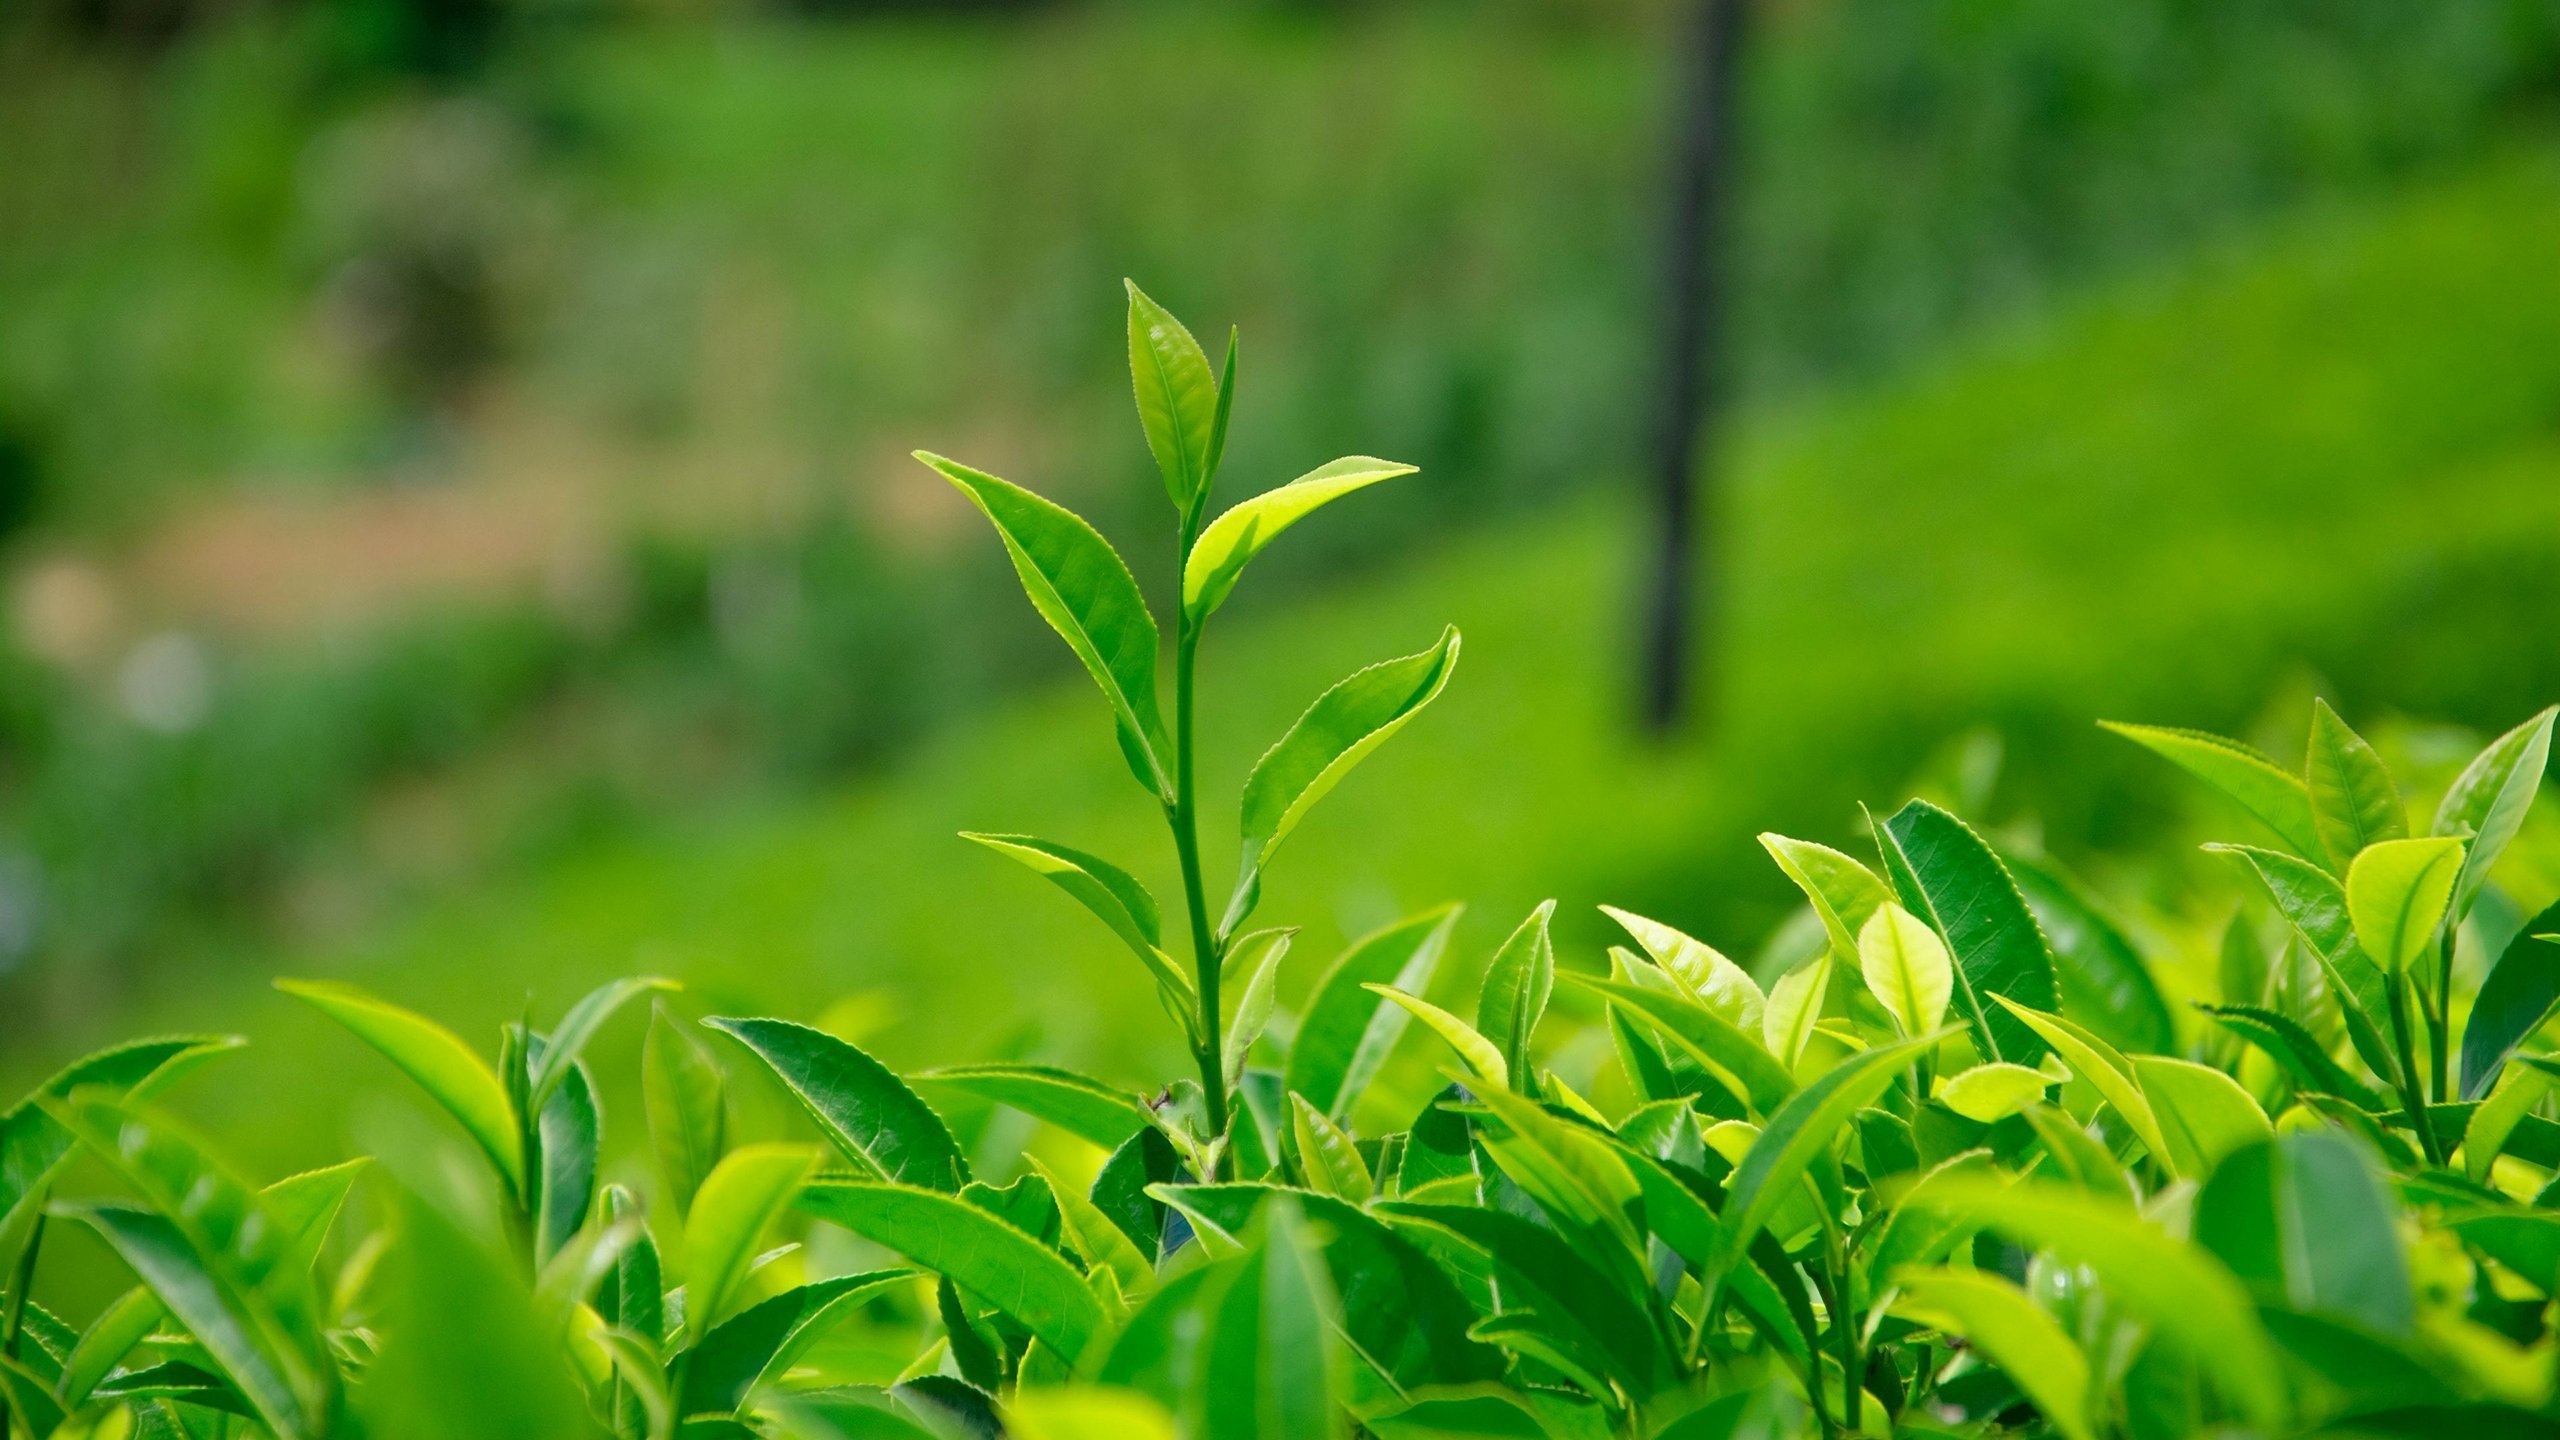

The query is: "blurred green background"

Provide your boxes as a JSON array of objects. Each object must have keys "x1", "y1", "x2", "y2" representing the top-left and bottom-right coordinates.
[{"x1": 5, "y1": 0, "x2": 2560, "y2": 1175}]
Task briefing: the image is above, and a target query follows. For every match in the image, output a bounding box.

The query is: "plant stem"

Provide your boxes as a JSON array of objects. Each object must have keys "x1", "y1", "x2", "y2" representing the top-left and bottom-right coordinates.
[
  {"x1": 2431, "y1": 927, "x2": 2456, "y2": 1102},
  {"x1": 2387, "y1": 969, "x2": 2444, "y2": 1166},
  {"x1": 0, "y1": 1206, "x2": 42, "y2": 1440},
  {"x1": 1826, "y1": 1222, "x2": 1861, "y2": 1434},
  {"x1": 1168, "y1": 515, "x2": 1229, "y2": 1162}
]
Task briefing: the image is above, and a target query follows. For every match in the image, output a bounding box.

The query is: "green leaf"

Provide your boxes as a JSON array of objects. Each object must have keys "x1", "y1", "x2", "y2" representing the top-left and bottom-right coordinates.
[
  {"x1": 1285, "y1": 905, "x2": 1460, "y2": 1122},
  {"x1": 277, "y1": 978, "x2": 521, "y2": 1193},
  {"x1": 1763, "y1": 961, "x2": 1829, "y2": 1070},
  {"x1": 676, "y1": 1269, "x2": 913, "y2": 1416},
  {"x1": 2344, "y1": 836, "x2": 2465, "y2": 973},
  {"x1": 1286, "y1": 1096, "x2": 1372, "y2": 1202},
  {"x1": 2103, "y1": 720, "x2": 2325, "y2": 862},
  {"x1": 58, "y1": 1286, "x2": 163, "y2": 1410},
  {"x1": 2307, "y1": 698, "x2": 2409, "y2": 868},
  {"x1": 0, "y1": 1352, "x2": 65, "y2": 1436},
  {"x1": 1556, "y1": 973, "x2": 1794, "y2": 1115},
  {"x1": 1184, "y1": 457, "x2": 1419, "y2": 620},
  {"x1": 2193, "y1": 1131, "x2": 2411, "y2": 1335},
  {"x1": 962, "y1": 834, "x2": 1194, "y2": 1021},
  {"x1": 1901, "y1": 1174, "x2": 2286, "y2": 1428},
  {"x1": 2005, "y1": 848, "x2": 2174, "y2": 1054},
  {"x1": 1935, "y1": 1062, "x2": 2052, "y2": 1123},
  {"x1": 915, "y1": 1063, "x2": 1153, "y2": 1151},
  {"x1": 1992, "y1": 997, "x2": 2173, "y2": 1170},
  {"x1": 1224, "y1": 930, "x2": 1295, "y2": 1092},
  {"x1": 2460, "y1": 898, "x2": 2560, "y2": 1098},
  {"x1": 800, "y1": 1180, "x2": 1106, "y2": 1366},
  {"x1": 1377, "y1": 1201, "x2": 1672, "y2": 1394},
  {"x1": 1475, "y1": 901, "x2": 1556, "y2": 1093},
  {"x1": 2201, "y1": 1003, "x2": 2382, "y2": 1110},
  {"x1": 1365, "y1": 985, "x2": 1507, "y2": 1092},
  {"x1": 645, "y1": 999, "x2": 727, "y2": 1213},
  {"x1": 65, "y1": 1203, "x2": 325, "y2": 1440},
  {"x1": 1698, "y1": 1035, "x2": 1934, "y2": 1316},
  {"x1": 707, "y1": 1017, "x2": 968, "y2": 1189},
  {"x1": 528, "y1": 975, "x2": 673, "y2": 1113},
  {"x1": 1600, "y1": 904, "x2": 1765, "y2": 1034},
  {"x1": 2436, "y1": 706, "x2": 2556, "y2": 917},
  {"x1": 918, "y1": 450, "x2": 1170, "y2": 796},
  {"x1": 684, "y1": 1143, "x2": 818, "y2": 1336},
  {"x1": 533, "y1": 1052, "x2": 599, "y2": 1263},
  {"x1": 1758, "y1": 833, "x2": 1890, "y2": 965},
  {"x1": 1, "y1": 1034, "x2": 242, "y2": 1269},
  {"x1": 2207, "y1": 842, "x2": 2399, "y2": 1085},
  {"x1": 1859, "y1": 901, "x2": 1952, "y2": 1039},
  {"x1": 1894, "y1": 1268, "x2": 2094, "y2": 1440},
  {"x1": 1198, "y1": 1197, "x2": 1346, "y2": 1440},
  {"x1": 1233, "y1": 628, "x2": 1460, "y2": 915},
  {"x1": 1873, "y1": 799, "x2": 2060, "y2": 1063},
  {"x1": 2464, "y1": 1059, "x2": 2560, "y2": 1187},
  {"x1": 261, "y1": 1159, "x2": 369, "y2": 1277},
  {"x1": 1125, "y1": 280, "x2": 1220, "y2": 512},
  {"x1": 2130, "y1": 1056, "x2": 2273, "y2": 1178},
  {"x1": 1010, "y1": 1387, "x2": 1180, "y2": 1440}
]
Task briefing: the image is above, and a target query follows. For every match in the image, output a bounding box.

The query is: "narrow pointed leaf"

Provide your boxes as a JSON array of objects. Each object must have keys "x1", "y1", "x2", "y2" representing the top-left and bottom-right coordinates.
[
  {"x1": 916, "y1": 1063, "x2": 1153, "y2": 1151},
  {"x1": 919, "y1": 451, "x2": 1169, "y2": 795},
  {"x1": 1125, "y1": 281, "x2": 1219, "y2": 511},
  {"x1": 1601, "y1": 905, "x2": 1765, "y2": 1033},
  {"x1": 2202, "y1": 1004, "x2": 2382, "y2": 1109},
  {"x1": 2308, "y1": 699, "x2": 2408, "y2": 868},
  {"x1": 1758, "y1": 834, "x2": 1890, "y2": 965},
  {"x1": 1239, "y1": 628, "x2": 1460, "y2": 880},
  {"x1": 684, "y1": 1143, "x2": 818, "y2": 1335},
  {"x1": 800, "y1": 1180, "x2": 1106, "y2": 1365},
  {"x1": 707, "y1": 1017, "x2": 967, "y2": 1189},
  {"x1": 2434, "y1": 706, "x2": 2556, "y2": 917},
  {"x1": 645, "y1": 1000, "x2": 727, "y2": 1212},
  {"x1": 1763, "y1": 961, "x2": 1829, "y2": 1069},
  {"x1": 1184, "y1": 457, "x2": 1418, "y2": 619},
  {"x1": 1365, "y1": 986, "x2": 1506, "y2": 1091},
  {"x1": 2208, "y1": 842, "x2": 2398, "y2": 1084},
  {"x1": 1895, "y1": 1269, "x2": 2094, "y2": 1440},
  {"x1": 676, "y1": 1269, "x2": 914, "y2": 1416},
  {"x1": 277, "y1": 979, "x2": 520, "y2": 1191},
  {"x1": 2103, "y1": 721, "x2": 2325, "y2": 861},
  {"x1": 2461, "y1": 899, "x2": 2560, "y2": 1099},
  {"x1": 1992, "y1": 997, "x2": 2172, "y2": 1168},
  {"x1": 962, "y1": 834, "x2": 1191, "y2": 1010},
  {"x1": 1558, "y1": 973, "x2": 1794, "y2": 1113},
  {"x1": 528, "y1": 975, "x2": 673, "y2": 1112},
  {"x1": 1475, "y1": 901, "x2": 1556, "y2": 1092}
]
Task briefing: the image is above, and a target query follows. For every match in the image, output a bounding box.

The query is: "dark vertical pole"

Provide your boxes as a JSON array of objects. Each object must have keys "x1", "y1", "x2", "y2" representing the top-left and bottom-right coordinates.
[{"x1": 1639, "y1": 0, "x2": 1747, "y2": 733}]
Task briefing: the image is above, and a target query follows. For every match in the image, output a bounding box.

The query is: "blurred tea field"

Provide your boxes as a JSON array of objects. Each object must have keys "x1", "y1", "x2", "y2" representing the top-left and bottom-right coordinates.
[{"x1": 5, "y1": 0, "x2": 2560, "y2": 1172}]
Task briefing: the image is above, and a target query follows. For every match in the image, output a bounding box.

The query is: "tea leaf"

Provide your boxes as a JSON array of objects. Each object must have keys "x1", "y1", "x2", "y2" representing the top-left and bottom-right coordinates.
[
  {"x1": 1992, "y1": 997, "x2": 2172, "y2": 1168},
  {"x1": 963, "y1": 833, "x2": 1194, "y2": 1020},
  {"x1": 1873, "y1": 800, "x2": 2059, "y2": 1063},
  {"x1": 2307, "y1": 699, "x2": 2408, "y2": 868},
  {"x1": 1859, "y1": 901, "x2": 1952, "y2": 1040},
  {"x1": 1287, "y1": 1095, "x2": 1372, "y2": 1202},
  {"x1": 1184, "y1": 457, "x2": 1418, "y2": 621},
  {"x1": 56, "y1": 1285, "x2": 161, "y2": 1410},
  {"x1": 2006, "y1": 848, "x2": 2174, "y2": 1053},
  {"x1": 676, "y1": 1269, "x2": 914, "y2": 1416},
  {"x1": 276, "y1": 978, "x2": 521, "y2": 1192},
  {"x1": 683, "y1": 1143, "x2": 818, "y2": 1337},
  {"x1": 918, "y1": 451, "x2": 1170, "y2": 797},
  {"x1": 1225, "y1": 930, "x2": 1295, "y2": 1091},
  {"x1": 707, "y1": 1017, "x2": 968, "y2": 1190},
  {"x1": 915, "y1": 1063, "x2": 1154, "y2": 1151},
  {"x1": 1758, "y1": 833, "x2": 1890, "y2": 965},
  {"x1": 1895, "y1": 1268, "x2": 2094, "y2": 1440},
  {"x1": 2208, "y1": 843, "x2": 2398, "y2": 1084},
  {"x1": 1601, "y1": 905, "x2": 1765, "y2": 1034},
  {"x1": 1125, "y1": 280, "x2": 1220, "y2": 513},
  {"x1": 2201, "y1": 1003, "x2": 2383, "y2": 1110},
  {"x1": 2460, "y1": 899, "x2": 2560, "y2": 1099},
  {"x1": 2102, "y1": 721, "x2": 2324, "y2": 862},
  {"x1": 2433, "y1": 706, "x2": 2556, "y2": 918},
  {"x1": 1763, "y1": 961, "x2": 1830, "y2": 1070},
  {"x1": 1234, "y1": 628, "x2": 1460, "y2": 921},
  {"x1": 1198, "y1": 1197, "x2": 1345, "y2": 1440},
  {"x1": 1936, "y1": 1062, "x2": 2052, "y2": 1123},
  {"x1": 2193, "y1": 1131, "x2": 2411, "y2": 1336},
  {"x1": 1558, "y1": 973, "x2": 1794, "y2": 1114},
  {"x1": 1475, "y1": 901, "x2": 1556, "y2": 1093},
  {"x1": 801, "y1": 1180, "x2": 1106, "y2": 1365},
  {"x1": 533, "y1": 1054, "x2": 599, "y2": 1263},
  {"x1": 1365, "y1": 985, "x2": 1507, "y2": 1092},
  {"x1": 646, "y1": 999, "x2": 727, "y2": 1213},
  {"x1": 1286, "y1": 905, "x2": 1460, "y2": 1121},
  {"x1": 2131, "y1": 1055, "x2": 2273, "y2": 1178},
  {"x1": 528, "y1": 975, "x2": 673, "y2": 1113},
  {"x1": 2343, "y1": 836, "x2": 2464, "y2": 973}
]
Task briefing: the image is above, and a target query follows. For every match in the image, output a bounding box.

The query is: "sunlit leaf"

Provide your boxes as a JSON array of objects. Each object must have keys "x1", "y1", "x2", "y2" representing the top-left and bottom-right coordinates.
[
  {"x1": 684, "y1": 1143, "x2": 818, "y2": 1336},
  {"x1": 2343, "y1": 836, "x2": 2464, "y2": 974},
  {"x1": 1558, "y1": 973, "x2": 1793, "y2": 1114},
  {"x1": 1365, "y1": 985, "x2": 1508, "y2": 1092},
  {"x1": 1763, "y1": 961, "x2": 1830, "y2": 1070},
  {"x1": 1601, "y1": 905, "x2": 1765, "y2": 1034},
  {"x1": 962, "y1": 834, "x2": 1194, "y2": 1022},
  {"x1": 2460, "y1": 900, "x2": 2560, "y2": 1100},
  {"x1": 1186, "y1": 457, "x2": 1419, "y2": 620},
  {"x1": 916, "y1": 1062, "x2": 1153, "y2": 1152},
  {"x1": 1859, "y1": 901, "x2": 1952, "y2": 1040},
  {"x1": 801, "y1": 1180, "x2": 1107, "y2": 1366},
  {"x1": 1895, "y1": 1268, "x2": 2094, "y2": 1440},
  {"x1": 1285, "y1": 905, "x2": 1460, "y2": 1121},
  {"x1": 1475, "y1": 902, "x2": 1556, "y2": 1093},
  {"x1": 277, "y1": 979, "x2": 520, "y2": 1192},
  {"x1": 1936, "y1": 1062, "x2": 2052, "y2": 1123},
  {"x1": 2131, "y1": 1056, "x2": 2272, "y2": 1178},
  {"x1": 1873, "y1": 799, "x2": 2059, "y2": 1062},
  {"x1": 707, "y1": 1017, "x2": 967, "y2": 1190},
  {"x1": 2307, "y1": 699, "x2": 2408, "y2": 869},
  {"x1": 1125, "y1": 281, "x2": 1221, "y2": 512},
  {"x1": 2435, "y1": 706, "x2": 2556, "y2": 918},
  {"x1": 1758, "y1": 833, "x2": 1890, "y2": 965},
  {"x1": 2208, "y1": 842, "x2": 2398, "y2": 1085},
  {"x1": 677, "y1": 1269, "x2": 913, "y2": 1416},
  {"x1": 918, "y1": 450, "x2": 1170, "y2": 796},
  {"x1": 2102, "y1": 721, "x2": 2324, "y2": 862}
]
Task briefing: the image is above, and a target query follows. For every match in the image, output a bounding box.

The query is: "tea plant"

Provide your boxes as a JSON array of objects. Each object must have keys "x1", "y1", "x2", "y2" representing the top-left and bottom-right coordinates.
[{"x1": 4, "y1": 288, "x2": 2560, "y2": 1439}]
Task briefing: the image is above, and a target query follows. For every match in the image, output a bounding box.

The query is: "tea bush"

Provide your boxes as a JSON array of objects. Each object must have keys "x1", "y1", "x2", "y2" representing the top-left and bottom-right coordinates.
[{"x1": 5, "y1": 292, "x2": 2559, "y2": 1439}]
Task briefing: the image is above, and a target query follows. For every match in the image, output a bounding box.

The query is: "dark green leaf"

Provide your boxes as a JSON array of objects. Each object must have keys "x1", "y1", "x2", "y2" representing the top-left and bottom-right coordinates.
[
  {"x1": 916, "y1": 1063, "x2": 1153, "y2": 1152},
  {"x1": 2463, "y1": 900, "x2": 2560, "y2": 1099},
  {"x1": 2006, "y1": 848, "x2": 2173, "y2": 1053},
  {"x1": 800, "y1": 1181, "x2": 1106, "y2": 1366},
  {"x1": 1093, "y1": 1126, "x2": 1183, "y2": 1259},
  {"x1": 534, "y1": 1054, "x2": 599, "y2": 1264},
  {"x1": 1873, "y1": 800, "x2": 2060, "y2": 1063},
  {"x1": 1376, "y1": 1201, "x2": 1672, "y2": 1394},
  {"x1": 1557, "y1": 973, "x2": 1794, "y2": 1114},
  {"x1": 707, "y1": 1017, "x2": 967, "y2": 1189},
  {"x1": 2201, "y1": 1003, "x2": 2383, "y2": 1109},
  {"x1": 2435, "y1": 706, "x2": 2556, "y2": 918},
  {"x1": 2207, "y1": 844, "x2": 2398, "y2": 1086},
  {"x1": 677, "y1": 1270, "x2": 912, "y2": 1416},
  {"x1": 2194, "y1": 1131, "x2": 2411, "y2": 1335}
]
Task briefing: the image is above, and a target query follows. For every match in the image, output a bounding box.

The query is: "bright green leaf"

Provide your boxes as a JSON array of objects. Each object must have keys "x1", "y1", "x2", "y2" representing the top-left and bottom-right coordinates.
[
  {"x1": 801, "y1": 1180, "x2": 1106, "y2": 1366},
  {"x1": 1185, "y1": 457, "x2": 1419, "y2": 620},
  {"x1": 1936, "y1": 1062, "x2": 2052, "y2": 1123},
  {"x1": 1475, "y1": 901, "x2": 1556, "y2": 1093},
  {"x1": 684, "y1": 1143, "x2": 818, "y2": 1336},
  {"x1": 2103, "y1": 720, "x2": 2325, "y2": 862},
  {"x1": 2307, "y1": 698, "x2": 2409, "y2": 868},
  {"x1": 706, "y1": 1017, "x2": 968, "y2": 1190},
  {"x1": 1859, "y1": 902, "x2": 1952, "y2": 1040},
  {"x1": 1285, "y1": 905, "x2": 1459, "y2": 1121},
  {"x1": 2435, "y1": 706, "x2": 2556, "y2": 918},
  {"x1": 916, "y1": 1063, "x2": 1153, "y2": 1151},
  {"x1": 2131, "y1": 1055, "x2": 2273, "y2": 1178},
  {"x1": 2344, "y1": 836, "x2": 2464, "y2": 973},
  {"x1": 1126, "y1": 280, "x2": 1220, "y2": 513},
  {"x1": 276, "y1": 978, "x2": 520, "y2": 1193},
  {"x1": 1895, "y1": 1268, "x2": 2094, "y2": 1440}
]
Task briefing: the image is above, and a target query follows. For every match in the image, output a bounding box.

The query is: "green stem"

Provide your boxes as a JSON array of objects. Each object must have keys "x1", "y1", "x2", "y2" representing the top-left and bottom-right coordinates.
[
  {"x1": 1827, "y1": 1223, "x2": 1862, "y2": 1434},
  {"x1": 2431, "y1": 927, "x2": 2456, "y2": 1103},
  {"x1": 2387, "y1": 969, "x2": 2444, "y2": 1166},
  {"x1": 1805, "y1": 1265, "x2": 1845, "y2": 1440},
  {"x1": 2, "y1": 1206, "x2": 44, "y2": 1440},
  {"x1": 1169, "y1": 515, "x2": 1229, "y2": 1165}
]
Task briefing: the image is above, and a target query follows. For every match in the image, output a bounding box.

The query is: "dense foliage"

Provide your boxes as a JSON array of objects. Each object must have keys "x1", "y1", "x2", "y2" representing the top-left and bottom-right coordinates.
[{"x1": 6, "y1": 294, "x2": 2560, "y2": 1439}]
